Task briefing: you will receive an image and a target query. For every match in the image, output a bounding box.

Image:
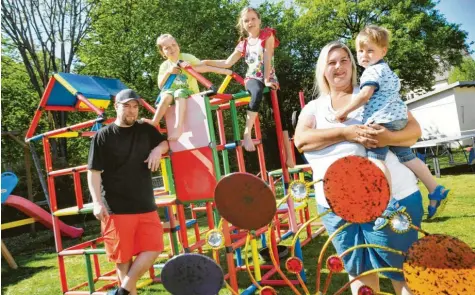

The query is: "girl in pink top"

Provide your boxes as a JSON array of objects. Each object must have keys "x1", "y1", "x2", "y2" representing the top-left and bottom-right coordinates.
[{"x1": 203, "y1": 7, "x2": 294, "y2": 167}]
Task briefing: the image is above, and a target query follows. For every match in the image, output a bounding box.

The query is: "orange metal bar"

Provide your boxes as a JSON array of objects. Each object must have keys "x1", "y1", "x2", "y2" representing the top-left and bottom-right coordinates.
[{"x1": 26, "y1": 77, "x2": 56, "y2": 139}]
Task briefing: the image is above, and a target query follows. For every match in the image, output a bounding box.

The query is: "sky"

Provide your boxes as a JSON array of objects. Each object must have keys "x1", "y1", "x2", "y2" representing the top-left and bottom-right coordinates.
[
  {"x1": 250, "y1": 0, "x2": 475, "y2": 58},
  {"x1": 435, "y1": 0, "x2": 475, "y2": 58}
]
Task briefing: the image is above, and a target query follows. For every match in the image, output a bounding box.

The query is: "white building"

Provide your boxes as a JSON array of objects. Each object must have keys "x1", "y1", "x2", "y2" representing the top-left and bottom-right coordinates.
[{"x1": 406, "y1": 81, "x2": 475, "y2": 145}]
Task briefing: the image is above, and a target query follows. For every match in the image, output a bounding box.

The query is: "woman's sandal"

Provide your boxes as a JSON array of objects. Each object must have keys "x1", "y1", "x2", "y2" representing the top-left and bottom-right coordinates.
[{"x1": 427, "y1": 185, "x2": 450, "y2": 220}]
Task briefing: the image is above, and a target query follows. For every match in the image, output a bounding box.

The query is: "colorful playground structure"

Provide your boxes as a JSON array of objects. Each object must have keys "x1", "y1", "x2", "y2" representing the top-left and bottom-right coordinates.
[
  {"x1": 1, "y1": 172, "x2": 84, "y2": 269},
  {"x1": 22, "y1": 63, "x2": 475, "y2": 295},
  {"x1": 23, "y1": 65, "x2": 319, "y2": 294}
]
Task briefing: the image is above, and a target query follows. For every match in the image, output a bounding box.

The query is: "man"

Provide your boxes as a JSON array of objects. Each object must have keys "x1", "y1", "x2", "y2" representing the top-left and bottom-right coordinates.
[{"x1": 87, "y1": 89, "x2": 169, "y2": 295}]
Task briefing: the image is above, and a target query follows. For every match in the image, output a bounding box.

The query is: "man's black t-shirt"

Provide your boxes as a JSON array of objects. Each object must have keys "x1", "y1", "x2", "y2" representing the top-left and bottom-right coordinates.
[{"x1": 88, "y1": 121, "x2": 166, "y2": 214}]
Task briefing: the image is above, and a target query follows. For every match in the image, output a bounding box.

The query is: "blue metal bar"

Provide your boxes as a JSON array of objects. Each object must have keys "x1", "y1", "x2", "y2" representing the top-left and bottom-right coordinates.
[
  {"x1": 155, "y1": 74, "x2": 177, "y2": 106},
  {"x1": 224, "y1": 142, "x2": 237, "y2": 150}
]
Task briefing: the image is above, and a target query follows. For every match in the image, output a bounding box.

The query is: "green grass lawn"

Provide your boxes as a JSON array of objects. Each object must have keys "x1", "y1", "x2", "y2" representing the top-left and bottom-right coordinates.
[{"x1": 2, "y1": 174, "x2": 474, "y2": 295}]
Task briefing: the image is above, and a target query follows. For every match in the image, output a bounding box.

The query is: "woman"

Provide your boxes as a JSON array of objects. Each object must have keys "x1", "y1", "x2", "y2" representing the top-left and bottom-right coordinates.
[{"x1": 294, "y1": 41, "x2": 423, "y2": 295}]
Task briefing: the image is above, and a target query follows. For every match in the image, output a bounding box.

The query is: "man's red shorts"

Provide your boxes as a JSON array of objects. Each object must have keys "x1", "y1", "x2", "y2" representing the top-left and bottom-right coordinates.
[{"x1": 101, "y1": 211, "x2": 164, "y2": 263}]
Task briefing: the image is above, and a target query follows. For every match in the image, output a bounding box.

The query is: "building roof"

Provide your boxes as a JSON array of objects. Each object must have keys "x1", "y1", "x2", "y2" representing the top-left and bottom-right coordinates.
[{"x1": 405, "y1": 81, "x2": 475, "y2": 105}]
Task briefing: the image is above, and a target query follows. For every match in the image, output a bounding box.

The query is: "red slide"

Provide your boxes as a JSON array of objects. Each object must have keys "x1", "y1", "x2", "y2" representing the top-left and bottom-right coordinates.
[{"x1": 4, "y1": 195, "x2": 84, "y2": 238}]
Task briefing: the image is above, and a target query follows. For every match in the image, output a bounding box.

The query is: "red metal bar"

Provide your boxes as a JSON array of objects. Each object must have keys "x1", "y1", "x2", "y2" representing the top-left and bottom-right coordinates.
[
  {"x1": 43, "y1": 137, "x2": 68, "y2": 293},
  {"x1": 44, "y1": 106, "x2": 77, "y2": 111},
  {"x1": 179, "y1": 63, "x2": 214, "y2": 89},
  {"x1": 254, "y1": 117, "x2": 268, "y2": 182},
  {"x1": 261, "y1": 267, "x2": 278, "y2": 280},
  {"x1": 188, "y1": 239, "x2": 206, "y2": 252},
  {"x1": 26, "y1": 78, "x2": 56, "y2": 139},
  {"x1": 211, "y1": 93, "x2": 233, "y2": 101},
  {"x1": 148, "y1": 266, "x2": 156, "y2": 282},
  {"x1": 209, "y1": 98, "x2": 226, "y2": 105},
  {"x1": 42, "y1": 138, "x2": 57, "y2": 214},
  {"x1": 305, "y1": 207, "x2": 312, "y2": 238},
  {"x1": 58, "y1": 255, "x2": 68, "y2": 292},
  {"x1": 217, "y1": 100, "x2": 249, "y2": 110},
  {"x1": 81, "y1": 131, "x2": 96, "y2": 137},
  {"x1": 91, "y1": 243, "x2": 101, "y2": 279},
  {"x1": 95, "y1": 282, "x2": 120, "y2": 293},
  {"x1": 176, "y1": 204, "x2": 189, "y2": 250},
  {"x1": 209, "y1": 94, "x2": 233, "y2": 105},
  {"x1": 261, "y1": 279, "x2": 300, "y2": 286},
  {"x1": 68, "y1": 280, "x2": 90, "y2": 291},
  {"x1": 299, "y1": 90, "x2": 306, "y2": 108},
  {"x1": 76, "y1": 94, "x2": 105, "y2": 116},
  {"x1": 73, "y1": 172, "x2": 84, "y2": 209},
  {"x1": 232, "y1": 73, "x2": 245, "y2": 86},
  {"x1": 270, "y1": 90, "x2": 299, "y2": 233},
  {"x1": 222, "y1": 220, "x2": 238, "y2": 291},
  {"x1": 139, "y1": 98, "x2": 156, "y2": 114},
  {"x1": 236, "y1": 145, "x2": 246, "y2": 172},
  {"x1": 63, "y1": 238, "x2": 103, "y2": 251},
  {"x1": 206, "y1": 202, "x2": 215, "y2": 230},
  {"x1": 49, "y1": 165, "x2": 88, "y2": 177},
  {"x1": 270, "y1": 90, "x2": 289, "y2": 183}
]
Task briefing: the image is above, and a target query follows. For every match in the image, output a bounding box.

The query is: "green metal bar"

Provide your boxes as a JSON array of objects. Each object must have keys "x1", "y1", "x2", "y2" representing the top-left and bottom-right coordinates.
[
  {"x1": 232, "y1": 88, "x2": 269, "y2": 100},
  {"x1": 165, "y1": 157, "x2": 176, "y2": 195},
  {"x1": 163, "y1": 156, "x2": 180, "y2": 254},
  {"x1": 232, "y1": 91, "x2": 251, "y2": 100},
  {"x1": 204, "y1": 95, "x2": 222, "y2": 226},
  {"x1": 230, "y1": 100, "x2": 240, "y2": 141},
  {"x1": 84, "y1": 253, "x2": 95, "y2": 293},
  {"x1": 222, "y1": 150, "x2": 230, "y2": 175},
  {"x1": 210, "y1": 105, "x2": 219, "y2": 111},
  {"x1": 84, "y1": 249, "x2": 106, "y2": 255},
  {"x1": 204, "y1": 95, "x2": 221, "y2": 180}
]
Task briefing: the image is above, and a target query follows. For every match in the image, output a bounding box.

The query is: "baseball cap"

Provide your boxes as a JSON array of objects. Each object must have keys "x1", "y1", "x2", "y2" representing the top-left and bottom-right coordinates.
[{"x1": 115, "y1": 89, "x2": 141, "y2": 104}]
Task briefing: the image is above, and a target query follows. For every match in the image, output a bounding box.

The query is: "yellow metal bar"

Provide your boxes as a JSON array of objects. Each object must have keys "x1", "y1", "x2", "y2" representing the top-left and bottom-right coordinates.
[
  {"x1": 1, "y1": 218, "x2": 36, "y2": 230},
  {"x1": 251, "y1": 238, "x2": 262, "y2": 281},
  {"x1": 135, "y1": 278, "x2": 153, "y2": 289},
  {"x1": 243, "y1": 234, "x2": 262, "y2": 291},
  {"x1": 299, "y1": 172, "x2": 305, "y2": 182},
  {"x1": 53, "y1": 206, "x2": 80, "y2": 216},
  {"x1": 236, "y1": 97, "x2": 251, "y2": 103},
  {"x1": 161, "y1": 159, "x2": 169, "y2": 191},
  {"x1": 218, "y1": 75, "x2": 232, "y2": 94},
  {"x1": 53, "y1": 74, "x2": 77, "y2": 95},
  {"x1": 49, "y1": 132, "x2": 79, "y2": 138}
]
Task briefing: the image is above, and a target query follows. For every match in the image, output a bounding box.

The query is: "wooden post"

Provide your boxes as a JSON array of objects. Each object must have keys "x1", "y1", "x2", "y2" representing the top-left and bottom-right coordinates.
[{"x1": 1, "y1": 241, "x2": 18, "y2": 269}]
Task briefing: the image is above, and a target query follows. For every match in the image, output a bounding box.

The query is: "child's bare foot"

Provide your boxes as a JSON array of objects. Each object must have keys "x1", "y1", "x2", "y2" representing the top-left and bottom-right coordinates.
[
  {"x1": 242, "y1": 134, "x2": 256, "y2": 152},
  {"x1": 168, "y1": 125, "x2": 184, "y2": 141},
  {"x1": 286, "y1": 158, "x2": 295, "y2": 168}
]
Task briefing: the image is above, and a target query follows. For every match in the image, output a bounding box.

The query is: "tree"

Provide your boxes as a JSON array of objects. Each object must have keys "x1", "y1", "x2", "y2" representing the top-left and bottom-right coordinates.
[
  {"x1": 448, "y1": 57, "x2": 475, "y2": 83},
  {"x1": 1, "y1": 48, "x2": 45, "y2": 201},
  {"x1": 77, "y1": 0, "x2": 307, "y2": 171},
  {"x1": 2, "y1": 0, "x2": 96, "y2": 163},
  {"x1": 77, "y1": 0, "x2": 244, "y2": 101},
  {"x1": 292, "y1": 0, "x2": 471, "y2": 93}
]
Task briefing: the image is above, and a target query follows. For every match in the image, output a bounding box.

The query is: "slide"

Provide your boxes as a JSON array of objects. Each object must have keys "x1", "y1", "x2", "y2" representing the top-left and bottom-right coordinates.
[{"x1": 4, "y1": 195, "x2": 84, "y2": 238}]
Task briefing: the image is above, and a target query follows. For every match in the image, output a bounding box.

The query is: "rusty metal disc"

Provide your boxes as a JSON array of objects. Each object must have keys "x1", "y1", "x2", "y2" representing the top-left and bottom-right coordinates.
[
  {"x1": 403, "y1": 234, "x2": 475, "y2": 295},
  {"x1": 214, "y1": 172, "x2": 276, "y2": 230},
  {"x1": 323, "y1": 156, "x2": 390, "y2": 223}
]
